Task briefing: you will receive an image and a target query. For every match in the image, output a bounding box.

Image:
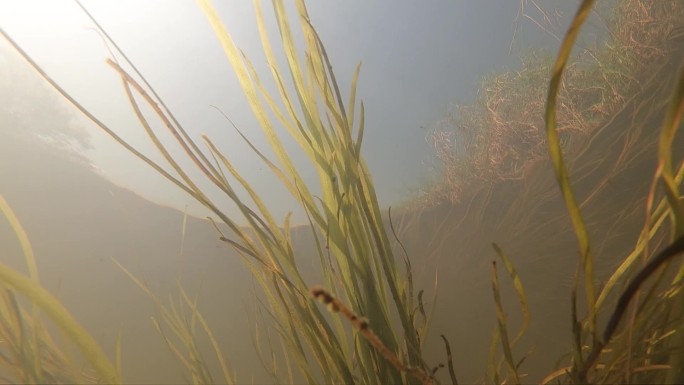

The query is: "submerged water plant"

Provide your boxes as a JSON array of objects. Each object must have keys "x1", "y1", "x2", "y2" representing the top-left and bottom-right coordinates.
[
  {"x1": 425, "y1": 0, "x2": 684, "y2": 383},
  {"x1": 0, "y1": 195, "x2": 120, "y2": 384},
  {"x1": 1, "y1": 0, "x2": 683, "y2": 383},
  {"x1": 3, "y1": 0, "x2": 432, "y2": 383}
]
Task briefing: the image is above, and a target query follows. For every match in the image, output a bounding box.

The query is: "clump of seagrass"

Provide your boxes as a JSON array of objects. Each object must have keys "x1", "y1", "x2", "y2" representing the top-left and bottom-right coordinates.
[
  {"x1": 578, "y1": 233, "x2": 684, "y2": 382},
  {"x1": 541, "y1": 1, "x2": 684, "y2": 383},
  {"x1": 310, "y1": 286, "x2": 434, "y2": 385},
  {"x1": 0, "y1": 196, "x2": 120, "y2": 384},
  {"x1": 423, "y1": 0, "x2": 684, "y2": 207},
  {"x1": 3, "y1": 0, "x2": 432, "y2": 382}
]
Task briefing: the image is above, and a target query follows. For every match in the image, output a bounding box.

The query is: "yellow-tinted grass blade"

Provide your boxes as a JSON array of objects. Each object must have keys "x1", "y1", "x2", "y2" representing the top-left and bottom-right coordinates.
[
  {"x1": 105, "y1": 59, "x2": 212, "y2": 205},
  {"x1": 490, "y1": 261, "x2": 520, "y2": 384},
  {"x1": 150, "y1": 315, "x2": 193, "y2": 372},
  {"x1": 596, "y1": 207, "x2": 668, "y2": 309},
  {"x1": 656, "y1": 65, "x2": 684, "y2": 237},
  {"x1": 1, "y1": 195, "x2": 118, "y2": 383},
  {"x1": 545, "y1": 0, "x2": 597, "y2": 339},
  {"x1": 6, "y1": 0, "x2": 430, "y2": 382},
  {"x1": 492, "y1": 243, "x2": 529, "y2": 346},
  {"x1": 347, "y1": 63, "x2": 363, "y2": 132},
  {"x1": 540, "y1": 366, "x2": 572, "y2": 385},
  {"x1": 118, "y1": 256, "x2": 222, "y2": 384},
  {"x1": 197, "y1": 0, "x2": 312, "y2": 205},
  {"x1": 487, "y1": 325, "x2": 501, "y2": 385},
  {"x1": 177, "y1": 285, "x2": 235, "y2": 385},
  {"x1": 581, "y1": 235, "x2": 684, "y2": 381},
  {"x1": 202, "y1": 138, "x2": 290, "y2": 255},
  {"x1": 0, "y1": 29, "x2": 203, "y2": 208},
  {"x1": 0, "y1": 260, "x2": 119, "y2": 383},
  {"x1": 76, "y1": 0, "x2": 230, "y2": 190},
  {"x1": 252, "y1": 0, "x2": 320, "y2": 154},
  {"x1": 0, "y1": 195, "x2": 44, "y2": 380},
  {"x1": 659, "y1": 64, "x2": 684, "y2": 384},
  {"x1": 0, "y1": 196, "x2": 39, "y2": 283}
]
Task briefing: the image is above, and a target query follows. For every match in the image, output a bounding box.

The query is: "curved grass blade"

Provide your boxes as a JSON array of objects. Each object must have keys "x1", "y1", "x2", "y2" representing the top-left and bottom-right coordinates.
[
  {"x1": 0, "y1": 260, "x2": 119, "y2": 383},
  {"x1": 656, "y1": 64, "x2": 684, "y2": 237},
  {"x1": 490, "y1": 261, "x2": 520, "y2": 384},
  {"x1": 439, "y1": 334, "x2": 458, "y2": 385},
  {"x1": 0, "y1": 195, "x2": 44, "y2": 380},
  {"x1": 545, "y1": 0, "x2": 598, "y2": 341},
  {"x1": 492, "y1": 243, "x2": 529, "y2": 346}
]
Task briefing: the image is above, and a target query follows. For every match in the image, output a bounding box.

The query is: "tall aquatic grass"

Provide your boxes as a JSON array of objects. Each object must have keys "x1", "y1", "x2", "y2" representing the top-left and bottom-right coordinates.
[
  {"x1": 0, "y1": 195, "x2": 120, "y2": 384},
  {"x1": 1, "y1": 0, "x2": 683, "y2": 383},
  {"x1": 415, "y1": 1, "x2": 684, "y2": 382},
  {"x1": 3, "y1": 0, "x2": 430, "y2": 383},
  {"x1": 424, "y1": 0, "x2": 683, "y2": 207},
  {"x1": 542, "y1": 1, "x2": 684, "y2": 383}
]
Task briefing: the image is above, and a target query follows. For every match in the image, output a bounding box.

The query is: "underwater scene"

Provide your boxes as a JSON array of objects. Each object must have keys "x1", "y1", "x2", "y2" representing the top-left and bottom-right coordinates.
[{"x1": 1, "y1": 0, "x2": 683, "y2": 383}]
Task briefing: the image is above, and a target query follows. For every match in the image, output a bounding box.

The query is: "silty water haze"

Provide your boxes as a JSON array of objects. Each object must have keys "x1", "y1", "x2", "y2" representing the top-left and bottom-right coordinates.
[{"x1": 1, "y1": 0, "x2": 683, "y2": 384}]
